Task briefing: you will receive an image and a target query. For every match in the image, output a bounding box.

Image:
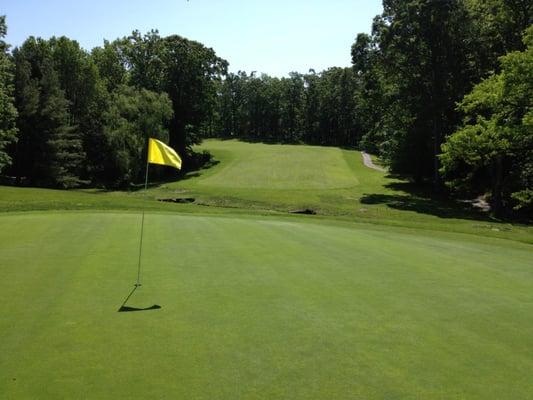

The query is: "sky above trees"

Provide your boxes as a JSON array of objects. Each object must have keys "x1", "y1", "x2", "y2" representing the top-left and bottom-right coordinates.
[{"x1": 2, "y1": 0, "x2": 382, "y2": 77}]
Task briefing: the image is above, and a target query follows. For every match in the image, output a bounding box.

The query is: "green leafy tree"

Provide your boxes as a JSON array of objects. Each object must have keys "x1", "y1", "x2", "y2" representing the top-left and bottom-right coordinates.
[
  {"x1": 302, "y1": 70, "x2": 320, "y2": 143},
  {"x1": 466, "y1": 0, "x2": 532, "y2": 72},
  {"x1": 313, "y1": 68, "x2": 358, "y2": 147},
  {"x1": 354, "y1": 0, "x2": 479, "y2": 186},
  {"x1": 48, "y1": 37, "x2": 106, "y2": 182},
  {"x1": 102, "y1": 85, "x2": 173, "y2": 186},
  {"x1": 351, "y1": 30, "x2": 388, "y2": 153},
  {"x1": 216, "y1": 72, "x2": 245, "y2": 137},
  {"x1": 279, "y1": 72, "x2": 305, "y2": 142},
  {"x1": 0, "y1": 16, "x2": 18, "y2": 172},
  {"x1": 440, "y1": 26, "x2": 533, "y2": 215},
  {"x1": 215, "y1": 68, "x2": 360, "y2": 147},
  {"x1": 118, "y1": 31, "x2": 228, "y2": 160},
  {"x1": 91, "y1": 40, "x2": 127, "y2": 92}
]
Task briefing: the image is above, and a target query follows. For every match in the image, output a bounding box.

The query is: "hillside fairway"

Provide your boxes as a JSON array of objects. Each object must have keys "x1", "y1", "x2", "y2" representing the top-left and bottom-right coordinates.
[
  {"x1": 194, "y1": 140, "x2": 359, "y2": 189},
  {"x1": 1, "y1": 212, "x2": 532, "y2": 399}
]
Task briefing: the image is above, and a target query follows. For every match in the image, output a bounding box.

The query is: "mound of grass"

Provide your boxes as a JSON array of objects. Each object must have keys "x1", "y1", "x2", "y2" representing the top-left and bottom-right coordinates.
[{"x1": 1, "y1": 212, "x2": 532, "y2": 399}]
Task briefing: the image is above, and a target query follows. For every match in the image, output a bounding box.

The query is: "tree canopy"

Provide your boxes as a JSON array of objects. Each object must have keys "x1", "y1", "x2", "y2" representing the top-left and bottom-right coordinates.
[
  {"x1": 0, "y1": 1, "x2": 531, "y2": 216},
  {"x1": 440, "y1": 26, "x2": 533, "y2": 214}
]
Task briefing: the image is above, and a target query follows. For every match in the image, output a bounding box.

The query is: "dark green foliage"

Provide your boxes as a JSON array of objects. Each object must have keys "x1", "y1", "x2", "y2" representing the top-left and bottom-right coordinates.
[
  {"x1": 214, "y1": 68, "x2": 359, "y2": 147},
  {"x1": 47, "y1": 37, "x2": 107, "y2": 183},
  {"x1": 91, "y1": 40, "x2": 126, "y2": 92},
  {"x1": 12, "y1": 39, "x2": 85, "y2": 188},
  {"x1": 370, "y1": 0, "x2": 477, "y2": 183},
  {"x1": 349, "y1": 0, "x2": 531, "y2": 216},
  {"x1": 354, "y1": 0, "x2": 529, "y2": 180},
  {"x1": 312, "y1": 67, "x2": 358, "y2": 147},
  {"x1": 440, "y1": 26, "x2": 533, "y2": 215},
  {"x1": 40, "y1": 60, "x2": 85, "y2": 188},
  {"x1": 117, "y1": 30, "x2": 228, "y2": 159},
  {"x1": 8, "y1": 32, "x2": 176, "y2": 188},
  {"x1": 351, "y1": 30, "x2": 387, "y2": 153},
  {"x1": 466, "y1": 0, "x2": 532, "y2": 71},
  {"x1": 0, "y1": 16, "x2": 18, "y2": 172},
  {"x1": 102, "y1": 85, "x2": 173, "y2": 187}
]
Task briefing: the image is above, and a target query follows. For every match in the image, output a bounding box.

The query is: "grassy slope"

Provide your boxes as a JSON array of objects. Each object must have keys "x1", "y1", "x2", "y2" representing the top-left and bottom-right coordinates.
[
  {"x1": 160, "y1": 140, "x2": 533, "y2": 244},
  {"x1": 1, "y1": 212, "x2": 532, "y2": 399},
  {"x1": 194, "y1": 141, "x2": 359, "y2": 189},
  {"x1": 2, "y1": 139, "x2": 531, "y2": 243}
]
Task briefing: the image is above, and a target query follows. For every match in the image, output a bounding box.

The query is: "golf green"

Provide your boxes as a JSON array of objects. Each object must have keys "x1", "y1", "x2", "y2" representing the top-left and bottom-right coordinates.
[{"x1": 1, "y1": 212, "x2": 532, "y2": 399}]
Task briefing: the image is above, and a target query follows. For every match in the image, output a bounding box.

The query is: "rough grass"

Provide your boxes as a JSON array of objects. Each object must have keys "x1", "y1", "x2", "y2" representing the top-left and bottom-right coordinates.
[{"x1": 1, "y1": 212, "x2": 532, "y2": 399}]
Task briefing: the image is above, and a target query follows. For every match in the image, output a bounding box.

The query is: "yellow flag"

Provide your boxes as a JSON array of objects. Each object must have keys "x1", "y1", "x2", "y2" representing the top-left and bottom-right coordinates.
[{"x1": 147, "y1": 138, "x2": 182, "y2": 170}]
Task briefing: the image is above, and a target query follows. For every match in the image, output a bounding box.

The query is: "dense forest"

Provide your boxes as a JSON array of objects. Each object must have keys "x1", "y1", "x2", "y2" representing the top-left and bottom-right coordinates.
[{"x1": 0, "y1": 0, "x2": 531, "y2": 216}]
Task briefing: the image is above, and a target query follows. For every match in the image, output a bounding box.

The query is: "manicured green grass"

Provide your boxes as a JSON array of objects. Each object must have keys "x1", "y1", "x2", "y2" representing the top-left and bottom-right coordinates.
[
  {"x1": 194, "y1": 140, "x2": 359, "y2": 189},
  {"x1": 2, "y1": 140, "x2": 531, "y2": 243},
  {"x1": 162, "y1": 140, "x2": 533, "y2": 244},
  {"x1": 1, "y1": 139, "x2": 532, "y2": 398},
  {"x1": 1, "y1": 212, "x2": 532, "y2": 399}
]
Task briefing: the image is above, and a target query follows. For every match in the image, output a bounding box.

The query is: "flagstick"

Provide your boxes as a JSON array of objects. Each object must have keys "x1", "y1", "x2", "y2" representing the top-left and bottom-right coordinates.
[
  {"x1": 135, "y1": 160, "x2": 150, "y2": 287},
  {"x1": 143, "y1": 157, "x2": 150, "y2": 192}
]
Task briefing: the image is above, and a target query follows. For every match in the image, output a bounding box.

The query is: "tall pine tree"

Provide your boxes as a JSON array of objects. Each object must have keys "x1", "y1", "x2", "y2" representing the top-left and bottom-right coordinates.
[{"x1": 13, "y1": 38, "x2": 85, "y2": 187}]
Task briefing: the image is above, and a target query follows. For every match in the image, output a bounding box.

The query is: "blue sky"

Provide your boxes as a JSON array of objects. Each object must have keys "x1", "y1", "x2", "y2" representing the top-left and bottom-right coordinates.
[{"x1": 1, "y1": 0, "x2": 383, "y2": 77}]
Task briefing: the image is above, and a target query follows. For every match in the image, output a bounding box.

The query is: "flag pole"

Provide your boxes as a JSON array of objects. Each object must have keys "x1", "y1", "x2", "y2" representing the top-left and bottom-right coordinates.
[
  {"x1": 135, "y1": 156, "x2": 150, "y2": 287},
  {"x1": 134, "y1": 138, "x2": 181, "y2": 289}
]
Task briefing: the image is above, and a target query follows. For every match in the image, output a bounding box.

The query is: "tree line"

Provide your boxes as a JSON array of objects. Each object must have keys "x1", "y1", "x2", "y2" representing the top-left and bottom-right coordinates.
[
  {"x1": 0, "y1": 25, "x2": 226, "y2": 188},
  {"x1": 0, "y1": 0, "x2": 531, "y2": 215},
  {"x1": 350, "y1": 0, "x2": 532, "y2": 216},
  {"x1": 214, "y1": 68, "x2": 359, "y2": 147}
]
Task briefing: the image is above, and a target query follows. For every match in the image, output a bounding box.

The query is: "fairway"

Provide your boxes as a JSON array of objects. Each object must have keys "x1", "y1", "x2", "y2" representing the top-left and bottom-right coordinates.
[
  {"x1": 194, "y1": 140, "x2": 360, "y2": 189},
  {"x1": 1, "y1": 212, "x2": 532, "y2": 399}
]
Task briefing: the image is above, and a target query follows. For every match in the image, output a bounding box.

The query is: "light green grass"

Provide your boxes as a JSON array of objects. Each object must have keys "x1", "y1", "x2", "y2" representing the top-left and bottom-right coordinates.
[
  {"x1": 195, "y1": 141, "x2": 359, "y2": 189},
  {"x1": 1, "y1": 212, "x2": 532, "y2": 399}
]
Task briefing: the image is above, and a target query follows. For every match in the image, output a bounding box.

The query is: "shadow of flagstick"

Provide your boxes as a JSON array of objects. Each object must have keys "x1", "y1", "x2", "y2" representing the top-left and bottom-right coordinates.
[{"x1": 117, "y1": 285, "x2": 162, "y2": 312}]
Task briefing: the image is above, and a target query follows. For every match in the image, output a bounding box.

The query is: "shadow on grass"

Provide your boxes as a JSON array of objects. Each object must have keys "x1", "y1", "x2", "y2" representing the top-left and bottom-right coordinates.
[
  {"x1": 128, "y1": 159, "x2": 220, "y2": 190},
  {"x1": 119, "y1": 304, "x2": 162, "y2": 312},
  {"x1": 117, "y1": 285, "x2": 161, "y2": 313},
  {"x1": 361, "y1": 181, "x2": 497, "y2": 222}
]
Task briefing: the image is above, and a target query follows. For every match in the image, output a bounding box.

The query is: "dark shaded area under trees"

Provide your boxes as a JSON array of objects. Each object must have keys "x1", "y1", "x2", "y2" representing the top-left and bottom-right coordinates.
[{"x1": 0, "y1": 0, "x2": 531, "y2": 217}]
